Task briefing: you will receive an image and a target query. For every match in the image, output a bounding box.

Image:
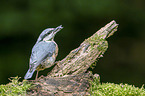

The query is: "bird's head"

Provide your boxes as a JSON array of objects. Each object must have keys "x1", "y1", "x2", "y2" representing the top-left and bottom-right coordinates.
[{"x1": 36, "y1": 25, "x2": 63, "y2": 43}]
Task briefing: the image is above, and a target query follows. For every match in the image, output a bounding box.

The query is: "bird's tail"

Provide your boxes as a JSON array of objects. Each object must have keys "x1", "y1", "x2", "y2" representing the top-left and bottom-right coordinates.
[{"x1": 24, "y1": 69, "x2": 35, "y2": 79}]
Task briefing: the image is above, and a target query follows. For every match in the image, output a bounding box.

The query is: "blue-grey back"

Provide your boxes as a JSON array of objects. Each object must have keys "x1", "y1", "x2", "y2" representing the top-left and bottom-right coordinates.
[{"x1": 29, "y1": 41, "x2": 56, "y2": 69}]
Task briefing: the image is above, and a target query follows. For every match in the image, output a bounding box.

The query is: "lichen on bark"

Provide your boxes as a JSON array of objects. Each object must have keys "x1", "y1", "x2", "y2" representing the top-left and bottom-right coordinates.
[{"x1": 49, "y1": 20, "x2": 118, "y2": 77}]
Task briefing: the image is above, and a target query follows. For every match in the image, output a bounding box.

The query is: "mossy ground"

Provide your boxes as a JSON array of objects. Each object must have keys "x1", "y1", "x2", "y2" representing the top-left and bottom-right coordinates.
[
  {"x1": 0, "y1": 76, "x2": 32, "y2": 96},
  {"x1": 90, "y1": 76, "x2": 145, "y2": 96},
  {"x1": 1, "y1": 76, "x2": 144, "y2": 96}
]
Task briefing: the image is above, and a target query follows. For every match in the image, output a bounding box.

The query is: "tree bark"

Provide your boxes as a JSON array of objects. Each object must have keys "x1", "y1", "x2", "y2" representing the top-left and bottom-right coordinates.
[{"x1": 27, "y1": 20, "x2": 118, "y2": 96}]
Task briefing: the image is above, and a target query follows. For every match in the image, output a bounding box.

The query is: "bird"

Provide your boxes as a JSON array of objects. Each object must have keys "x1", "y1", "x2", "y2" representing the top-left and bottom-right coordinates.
[{"x1": 24, "y1": 25, "x2": 63, "y2": 80}]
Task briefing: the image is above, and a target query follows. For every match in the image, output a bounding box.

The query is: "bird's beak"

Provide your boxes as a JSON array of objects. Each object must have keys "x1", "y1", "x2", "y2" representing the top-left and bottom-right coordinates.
[{"x1": 53, "y1": 25, "x2": 63, "y2": 34}]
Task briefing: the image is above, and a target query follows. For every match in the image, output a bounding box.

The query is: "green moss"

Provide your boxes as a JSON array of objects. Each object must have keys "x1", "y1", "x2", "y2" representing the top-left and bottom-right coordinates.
[
  {"x1": 88, "y1": 33, "x2": 100, "y2": 46},
  {"x1": 0, "y1": 76, "x2": 32, "y2": 96},
  {"x1": 88, "y1": 33, "x2": 108, "y2": 69},
  {"x1": 90, "y1": 77, "x2": 145, "y2": 96},
  {"x1": 90, "y1": 61, "x2": 97, "y2": 69},
  {"x1": 88, "y1": 33, "x2": 108, "y2": 52}
]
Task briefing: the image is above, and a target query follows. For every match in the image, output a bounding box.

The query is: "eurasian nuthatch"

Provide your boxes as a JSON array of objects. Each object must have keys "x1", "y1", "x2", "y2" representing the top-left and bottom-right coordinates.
[{"x1": 24, "y1": 25, "x2": 63, "y2": 80}]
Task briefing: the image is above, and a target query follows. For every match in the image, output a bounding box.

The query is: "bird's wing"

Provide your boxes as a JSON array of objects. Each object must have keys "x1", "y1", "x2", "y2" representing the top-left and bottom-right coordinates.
[{"x1": 29, "y1": 41, "x2": 56, "y2": 70}]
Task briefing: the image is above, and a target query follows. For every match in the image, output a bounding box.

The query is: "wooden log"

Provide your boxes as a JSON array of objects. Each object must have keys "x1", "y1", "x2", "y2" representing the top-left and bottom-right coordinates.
[{"x1": 49, "y1": 20, "x2": 118, "y2": 77}]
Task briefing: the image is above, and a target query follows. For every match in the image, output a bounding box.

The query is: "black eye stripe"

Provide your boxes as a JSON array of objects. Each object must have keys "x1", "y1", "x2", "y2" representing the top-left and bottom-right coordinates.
[
  {"x1": 41, "y1": 30, "x2": 53, "y2": 38},
  {"x1": 42, "y1": 34, "x2": 47, "y2": 38},
  {"x1": 47, "y1": 30, "x2": 53, "y2": 34}
]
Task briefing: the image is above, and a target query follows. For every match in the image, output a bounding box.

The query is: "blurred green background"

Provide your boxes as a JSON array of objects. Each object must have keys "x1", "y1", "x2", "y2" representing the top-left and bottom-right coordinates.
[{"x1": 0, "y1": 0, "x2": 145, "y2": 87}]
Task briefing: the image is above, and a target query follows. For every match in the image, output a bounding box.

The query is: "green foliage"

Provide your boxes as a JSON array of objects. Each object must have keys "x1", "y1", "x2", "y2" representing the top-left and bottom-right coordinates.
[
  {"x1": 90, "y1": 77, "x2": 145, "y2": 96},
  {"x1": 0, "y1": 76, "x2": 32, "y2": 96}
]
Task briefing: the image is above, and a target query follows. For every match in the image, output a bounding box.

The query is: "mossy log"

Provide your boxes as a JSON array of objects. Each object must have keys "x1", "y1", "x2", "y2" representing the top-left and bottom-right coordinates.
[{"x1": 27, "y1": 20, "x2": 118, "y2": 96}]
